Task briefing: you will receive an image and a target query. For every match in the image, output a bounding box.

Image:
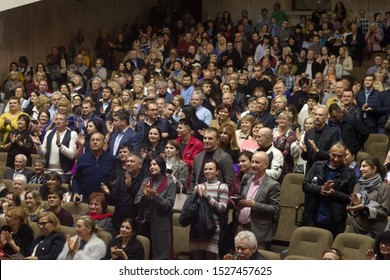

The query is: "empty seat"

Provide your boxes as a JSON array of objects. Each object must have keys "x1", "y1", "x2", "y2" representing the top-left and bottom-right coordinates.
[
  {"x1": 284, "y1": 226, "x2": 333, "y2": 260},
  {"x1": 274, "y1": 173, "x2": 305, "y2": 243},
  {"x1": 364, "y1": 134, "x2": 388, "y2": 151},
  {"x1": 364, "y1": 142, "x2": 387, "y2": 164},
  {"x1": 332, "y1": 232, "x2": 375, "y2": 260}
]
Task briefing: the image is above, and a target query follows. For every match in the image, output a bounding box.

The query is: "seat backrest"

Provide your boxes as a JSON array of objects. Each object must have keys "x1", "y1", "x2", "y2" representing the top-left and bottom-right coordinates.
[
  {"x1": 136, "y1": 235, "x2": 150, "y2": 260},
  {"x1": 258, "y1": 249, "x2": 281, "y2": 260},
  {"x1": 274, "y1": 173, "x2": 305, "y2": 242},
  {"x1": 356, "y1": 151, "x2": 370, "y2": 164},
  {"x1": 364, "y1": 134, "x2": 388, "y2": 150},
  {"x1": 286, "y1": 226, "x2": 333, "y2": 260},
  {"x1": 58, "y1": 225, "x2": 76, "y2": 238},
  {"x1": 332, "y1": 232, "x2": 375, "y2": 260},
  {"x1": 364, "y1": 142, "x2": 387, "y2": 164},
  {"x1": 96, "y1": 229, "x2": 113, "y2": 249},
  {"x1": 0, "y1": 217, "x2": 6, "y2": 227},
  {"x1": 61, "y1": 202, "x2": 89, "y2": 224},
  {"x1": 29, "y1": 222, "x2": 42, "y2": 240},
  {"x1": 172, "y1": 212, "x2": 190, "y2": 258},
  {"x1": 3, "y1": 179, "x2": 13, "y2": 191}
]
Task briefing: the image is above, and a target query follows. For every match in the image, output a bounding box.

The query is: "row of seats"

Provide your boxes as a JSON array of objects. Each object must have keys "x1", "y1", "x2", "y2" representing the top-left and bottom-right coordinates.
[{"x1": 285, "y1": 226, "x2": 375, "y2": 260}]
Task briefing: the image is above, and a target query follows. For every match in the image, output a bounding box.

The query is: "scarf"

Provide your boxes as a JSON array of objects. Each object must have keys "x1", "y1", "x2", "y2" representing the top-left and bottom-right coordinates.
[
  {"x1": 358, "y1": 173, "x2": 382, "y2": 205},
  {"x1": 149, "y1": 175, "x2": 168, "y2": 194},
  {"x1": 88, "y1": 212, "x2": 112, "y2": 221}
]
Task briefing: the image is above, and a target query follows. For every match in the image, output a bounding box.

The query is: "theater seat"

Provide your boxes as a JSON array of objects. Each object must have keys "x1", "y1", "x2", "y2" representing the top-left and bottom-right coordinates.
[{"x1": 332, "y1": 232, "x2": 375, "y2": 260}]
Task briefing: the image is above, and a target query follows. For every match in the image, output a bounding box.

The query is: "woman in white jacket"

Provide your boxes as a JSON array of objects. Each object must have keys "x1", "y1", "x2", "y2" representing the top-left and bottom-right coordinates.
[{"x1": 57, "y1": 215, "x2": 106, "y2": 260}]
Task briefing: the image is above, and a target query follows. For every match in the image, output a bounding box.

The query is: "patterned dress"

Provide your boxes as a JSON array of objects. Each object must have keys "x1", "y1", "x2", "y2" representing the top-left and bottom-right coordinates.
[
  {"x1": 273, "y1": 127, "x2": 296, "y2": 175},
  {"x1": 189, "y1": 178, "x2": 229, "y2": 255}
]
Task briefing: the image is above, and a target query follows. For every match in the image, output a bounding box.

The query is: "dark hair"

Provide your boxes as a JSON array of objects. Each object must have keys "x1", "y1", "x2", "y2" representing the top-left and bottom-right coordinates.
[
  {"x1": 114, "y1": 109, "x2": 130, "y2": 125},
  {"x1": 17, "y1": 114, "x2": 30, "y2": 129},
  {"x1": 121, "y1": 218, "x2": 139, "y2": 236},
  {"x1": 178, "y1": 118, "x2": 193, "y2": 130},
  {"x1": 238, "y1": 151, "x2": 254, "y2": 161},
  {"x1": 204, "y1": 158, "x2": 220, "y2": 170},
  {"x1": 373, "y1": 231, "x2": 390, "y2": 260},
  {"x1": 362, "y1": 157, "x2": 386, "y2": 179},
  {"x1": 307, "y1": 93, "x2": 320, "y2": 103},
  {"x1": 329, "y1": 103, "x2": 342, "y2": 113},
  {"x1": 38, "y1": 110, "x2": 51, "y2": 121},
  {"x1": 216, "y1": 102, "x2": 232, "y2": 114},
  {"x1": 48, "y1": 189, "x2": 64, "y2": 201},
  {"x1": 150, "y1": 155, "x2": 166, "y2": 174},
  {"x1": 45, "y1": 171, "x2": 62, "y2": 188},
  {"x1": 86, "y1": 119, "x2": 104, "y2": 135},
  {"x1": 181, "y1": 105, "x2": 201, "y2": 125}
]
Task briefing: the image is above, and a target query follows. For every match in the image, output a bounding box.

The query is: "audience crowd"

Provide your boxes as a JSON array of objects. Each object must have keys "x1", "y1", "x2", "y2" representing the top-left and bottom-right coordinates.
[{"x1": 0, "y1": 1, "x2": 390, "y2": 260}]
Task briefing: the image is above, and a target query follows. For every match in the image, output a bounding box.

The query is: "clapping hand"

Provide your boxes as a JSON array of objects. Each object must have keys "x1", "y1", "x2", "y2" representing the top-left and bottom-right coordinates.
[
  {"x1": 321, "y1": 180, "x2": 335, "y2": 196},
  {"x1": 67, "y1": 234, "x2": 80, "y2": 254},
  {"x1": 346, "y1": 193, "x2": 364, "y2": 211}
]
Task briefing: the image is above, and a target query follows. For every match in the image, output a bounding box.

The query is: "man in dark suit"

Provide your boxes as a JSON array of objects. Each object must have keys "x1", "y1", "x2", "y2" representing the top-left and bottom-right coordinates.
[
  {"x1": 301, "y1": 107, "x2": 339, "y2": 171},
  {"x1": 328, "y1": 103, "x2": 369, "y2": 154},
  {"x1": 108, "y1": 109, "x2": 141, "y2": 155},
  {"x1": 345, "y1": 23, "x2": 365, "y2": 66},
  {"x1": 190, "y1": 127, "x2": 233, "y2": 192},
  {"x1": 233, "y1": 151, "x2": 280, "y2": 248},
  {"x1": 125, "y1": 49, "x2": 145, "y2": 73},
  {"x1": 95, "y1": 86, "x2": 113, "y2": 121},
  {"x1": 4, "y1": 154, "x2": 33, "y2": 180},
  {"x1": 297, "y1": 49, "x2": 322, "y2": 79},
  {"x1": 228, "y1": 79, "x2": 247, "y2": 113}
]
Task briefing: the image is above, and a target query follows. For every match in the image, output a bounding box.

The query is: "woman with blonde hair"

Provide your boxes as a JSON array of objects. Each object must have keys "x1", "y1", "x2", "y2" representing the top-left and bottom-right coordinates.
[
  {"x1": 219, "y1": 123, "x2": 240, "y2": 163},
  {"x1": 337, "y1": 46, "x2": 353, "y2": 77},
  {"x1": 213, "y1": 34, "x2": 227, "y2": 61},
  {"x1": 0, "y1": 206, "x2": 34, "y2": 257},
  {"x1": 24, "y1": 190, "x2": 44, "y2": 222},
  {"x1": 57, "y1": 215, "x2": 106, "y2": 260},
  {"x1": 25, "y1": 211, "x2": 66, "y2": 260},
  {"x1": 121, "y1": 89, "x2": 133, "y2": 111}
]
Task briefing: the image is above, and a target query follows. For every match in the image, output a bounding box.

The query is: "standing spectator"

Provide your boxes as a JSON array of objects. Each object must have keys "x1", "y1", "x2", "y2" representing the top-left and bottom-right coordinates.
[
  {"x1": 347, "y1": 157, "x2": 390, "y2": 239},
  {"x1": 302, "y1": 142, "x2": 356, "y2": 237},
  {"x1": 72, "y1": 132, "x2": 117, "y2": 202},
  {"x1": 233, "y1": 151, "x2": 280, "y2": 249}
]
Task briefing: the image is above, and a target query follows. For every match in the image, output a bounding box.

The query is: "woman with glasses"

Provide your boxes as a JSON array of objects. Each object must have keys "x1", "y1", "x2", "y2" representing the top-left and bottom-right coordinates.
[
  {"x1": 57, "y1": 215, "x2": 106, "y2": 260},
  {"x1": 366, "y1": 231, "x2": 390, "y2": 260},
  {"x1": 25, "y1": 211, "x2": 65, "y2": 260}
]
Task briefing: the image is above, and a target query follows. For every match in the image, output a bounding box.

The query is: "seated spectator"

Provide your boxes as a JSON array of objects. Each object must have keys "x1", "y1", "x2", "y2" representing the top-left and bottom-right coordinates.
[
  {"x1": 223, "y1": 230, "x2": 265, "y2": 260},
  {"x1": 0, "y1": 207, "x2": 34, "y2": 257},
  {"x1": 87, "y1": 192, "x2": 116, "y2": 237},
  {"x1": 104, "y1": 218, "x2": 144, "y2": 260},
  {"x1": 27, "y1": 158, "x2": 47, "y2": 185},
  {"x1": 0, "y1": 192, "x2": 21, "y2": 218},
  {"x1": 3, "y1": 154, "x2": 33, "y2": 180},
  {"x1": 210, "y1": 103, "x2": 236, "y2": 130},
  {"x1": 25, "y1": 211, "x2": 66, "y2": 260},
  {"x1": 24, "y1": 190, "x2": 44, "y2": 223},
  {"x1": 39, "y1": 171, "x2": 68, "y2": 201},
  {"x1": 322, "y1": 248, "x2": 346, "y2": 260},
  {"x1": 12, "y1": 174, "x2": 28, "y2": 201},
  {"x1": 366, "y1": 231, "x2": 390, "y2": 260},
  {"x1": 57, "y1": 215, "x2": 106, "y2": 260},
  {"x1": 46, "y1": 189, "x2": 73, "y2": 227}
]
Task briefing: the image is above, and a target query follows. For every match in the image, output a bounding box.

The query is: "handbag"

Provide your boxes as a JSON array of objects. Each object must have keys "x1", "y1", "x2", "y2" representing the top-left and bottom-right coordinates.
[
  {"x1": 173, "y1": 181, "x2": 187, "y2": 212},
  {"x1": 179, "y1": 193, "x2": 199, "y2": 227}
]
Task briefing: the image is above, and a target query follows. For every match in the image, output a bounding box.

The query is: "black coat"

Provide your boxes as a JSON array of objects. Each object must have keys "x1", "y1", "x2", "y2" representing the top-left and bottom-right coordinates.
[
  {"x1": 302, "y1": 124, "x2": 339, "y2": 171},
  {"x1": 302, "y1": 161, "x2": 356, "y2": 227}
]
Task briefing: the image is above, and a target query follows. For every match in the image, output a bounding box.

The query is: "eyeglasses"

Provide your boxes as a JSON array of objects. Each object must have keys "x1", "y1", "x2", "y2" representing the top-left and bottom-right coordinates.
[{"x1": 37, "y1": 221, "x2": 52, "y2": 227}]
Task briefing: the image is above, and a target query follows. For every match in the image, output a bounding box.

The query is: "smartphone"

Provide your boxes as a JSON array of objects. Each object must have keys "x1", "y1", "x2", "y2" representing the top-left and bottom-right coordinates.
[
  {"x1": 231, "y1": 195, "x2": 245, "y2": 204},
  {"x1": 166, "y1": 169, "x2": 173, "y2": 175}
]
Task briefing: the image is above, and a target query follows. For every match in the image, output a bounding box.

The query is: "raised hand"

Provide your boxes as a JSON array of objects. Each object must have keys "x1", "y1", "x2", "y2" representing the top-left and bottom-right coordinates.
[{"x1": 30, "y1": 133, "x2": 41, "y2": 145}]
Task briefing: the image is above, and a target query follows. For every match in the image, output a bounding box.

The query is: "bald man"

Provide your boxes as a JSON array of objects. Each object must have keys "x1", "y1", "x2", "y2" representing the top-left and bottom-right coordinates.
[
  {"x1": 233, "y1": 151, "x2": 280, "y2": 248},
  {"x1": 301, "y1": 107, "x2": 339, "y2": 171},
  {"x1": 256, "y1": 127, "x2": 284, "y2": 181}
]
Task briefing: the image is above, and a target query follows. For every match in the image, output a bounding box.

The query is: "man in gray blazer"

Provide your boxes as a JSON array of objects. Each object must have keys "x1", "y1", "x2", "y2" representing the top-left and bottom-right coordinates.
[
  {"x1": 233, "y1": 151, "x2": 280, "y2": 249},
  {"x1": 190, "y1": 127, "x2": 234, "y2": 192}
]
